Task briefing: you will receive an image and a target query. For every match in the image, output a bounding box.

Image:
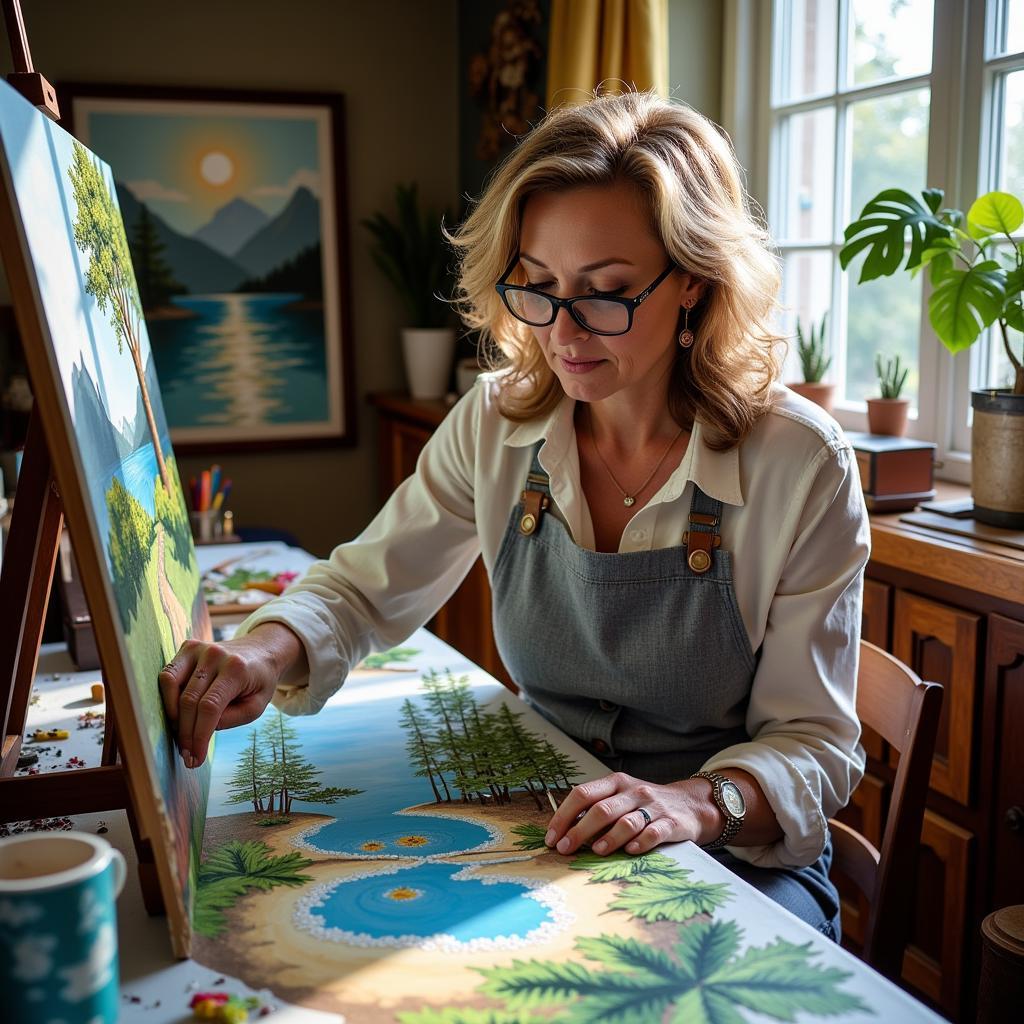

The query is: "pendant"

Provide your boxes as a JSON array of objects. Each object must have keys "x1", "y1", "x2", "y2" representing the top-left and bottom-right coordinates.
[{"x1": 623, "y1": 496, "x2": 635, "y2": 507}]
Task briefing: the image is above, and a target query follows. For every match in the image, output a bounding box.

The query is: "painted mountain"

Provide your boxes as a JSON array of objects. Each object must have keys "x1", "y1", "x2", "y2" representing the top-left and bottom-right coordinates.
[
  {"x1": 193, "y1": 197, "x2": 269, "y2": 258},
  {"x1": 232, "y1": 185, "x2": 320, "y2": 278}
]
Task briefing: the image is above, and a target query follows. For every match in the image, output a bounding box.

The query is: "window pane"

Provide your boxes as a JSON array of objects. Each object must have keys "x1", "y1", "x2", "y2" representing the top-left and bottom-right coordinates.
[
  {"x1": 998, "y1": 0, "x2": 1024, "y2": 54},
  {"x1": 844, "y1": 248, "x2": 921, "y2": 406},
  {"x1": 778, "y1": 108, "x2": 836, "y2": 242},
  {"x1": 778, "y1": 0, "x2": 838, "y2": 101},
  {"x1": 849, "y1": 0, "x2": 934, "y2": 86},
  {"x1": 780, "y1": 251, "x2": 834, "y2": 382},
  {"x1": 848, "y1": 88, "x2": 931, "y2": 222},
  {"x1": 998, "y1": 69, "x2": 1024, "y2": 197}
]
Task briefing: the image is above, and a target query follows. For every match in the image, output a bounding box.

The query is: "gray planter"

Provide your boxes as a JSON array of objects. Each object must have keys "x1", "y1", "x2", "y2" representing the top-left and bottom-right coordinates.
[{"x1": 971, "y1": 389, "x2": 1024, "y2": 529}]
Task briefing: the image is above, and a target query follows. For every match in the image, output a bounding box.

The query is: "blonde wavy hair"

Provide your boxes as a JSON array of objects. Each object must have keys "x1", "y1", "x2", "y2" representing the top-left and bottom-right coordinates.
[{"x1": 447, "y1": 90, "x2": 784, "y2": 450}]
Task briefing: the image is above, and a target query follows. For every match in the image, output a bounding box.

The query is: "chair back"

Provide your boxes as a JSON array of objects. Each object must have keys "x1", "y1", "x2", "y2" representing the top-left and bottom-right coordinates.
[{"x1": 830, "y1": 639, "x2": 943, "y2": 982}]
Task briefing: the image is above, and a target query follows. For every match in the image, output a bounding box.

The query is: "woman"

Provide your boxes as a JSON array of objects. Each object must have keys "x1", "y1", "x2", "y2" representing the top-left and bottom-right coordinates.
[{"x1": 159, "y1": 91, "x2": 869, "y2": 939}]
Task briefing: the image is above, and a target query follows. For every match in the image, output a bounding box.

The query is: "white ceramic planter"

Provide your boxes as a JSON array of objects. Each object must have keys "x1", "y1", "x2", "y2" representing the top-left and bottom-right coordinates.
[{"x1": 402, "y1": 328, "x2": 455, "y2": 399}]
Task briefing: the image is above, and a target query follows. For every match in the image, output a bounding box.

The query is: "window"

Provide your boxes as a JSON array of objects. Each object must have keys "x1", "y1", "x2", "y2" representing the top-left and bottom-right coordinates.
[{"x1": 737, "y1": 0, "x2": 1024, "y2": 482}]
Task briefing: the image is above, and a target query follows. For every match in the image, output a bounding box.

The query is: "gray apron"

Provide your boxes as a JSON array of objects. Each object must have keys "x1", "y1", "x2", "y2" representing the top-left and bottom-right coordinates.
[{"x1": 490, "y1": 441, "x2": 841, "y2": 937}]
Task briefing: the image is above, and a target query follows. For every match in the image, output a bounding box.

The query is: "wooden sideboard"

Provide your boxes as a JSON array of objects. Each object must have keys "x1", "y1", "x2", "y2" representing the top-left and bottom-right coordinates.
[{"x1": 370, "y1": 390, "x2": 1024, "y2": 1022}]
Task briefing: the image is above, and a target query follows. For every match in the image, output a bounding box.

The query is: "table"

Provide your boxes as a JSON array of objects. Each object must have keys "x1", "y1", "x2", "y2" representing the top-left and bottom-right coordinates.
[{"x1": 17, "y1": 628, "x2": 949, "y2": 1024}]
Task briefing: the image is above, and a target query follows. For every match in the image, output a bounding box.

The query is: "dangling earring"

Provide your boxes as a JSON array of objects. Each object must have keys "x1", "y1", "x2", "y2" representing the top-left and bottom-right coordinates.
[{"x1": 678, "y1": 298, "x2": 697, "y2": 347}]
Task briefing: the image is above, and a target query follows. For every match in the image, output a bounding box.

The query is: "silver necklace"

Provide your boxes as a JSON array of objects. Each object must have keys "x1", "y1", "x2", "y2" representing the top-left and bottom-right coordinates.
[{"x1": 587, "y1": 406, "x2": 684, "y2": 507}]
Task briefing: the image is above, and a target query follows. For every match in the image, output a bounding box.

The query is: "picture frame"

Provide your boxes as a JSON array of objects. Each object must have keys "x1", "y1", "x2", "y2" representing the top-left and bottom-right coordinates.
[{"x1": 59, "y1": 82, "x2": 355, "y2": 453}]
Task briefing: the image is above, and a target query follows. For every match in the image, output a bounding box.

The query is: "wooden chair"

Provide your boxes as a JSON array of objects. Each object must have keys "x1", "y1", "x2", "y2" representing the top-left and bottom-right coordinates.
[{"x1": 829, "y1": 639, "x2": 943, "y2": 983}]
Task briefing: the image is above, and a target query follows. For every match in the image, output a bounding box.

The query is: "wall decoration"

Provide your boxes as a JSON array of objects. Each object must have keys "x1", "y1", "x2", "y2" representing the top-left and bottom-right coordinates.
[{"x1": 62, "y1": 83, "x2": 354, "y2": 452}]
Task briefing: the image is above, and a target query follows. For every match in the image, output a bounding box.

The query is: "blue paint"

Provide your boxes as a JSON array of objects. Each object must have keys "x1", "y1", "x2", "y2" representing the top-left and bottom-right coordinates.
[{"x1": 311, "y1": 863, "x2": 549, "y2": 941}]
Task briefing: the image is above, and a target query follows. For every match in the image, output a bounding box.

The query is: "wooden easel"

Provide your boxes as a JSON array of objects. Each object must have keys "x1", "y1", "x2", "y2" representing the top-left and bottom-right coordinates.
[{"x1": 0, "y1": 0, "x2": 163, "y2": 915}]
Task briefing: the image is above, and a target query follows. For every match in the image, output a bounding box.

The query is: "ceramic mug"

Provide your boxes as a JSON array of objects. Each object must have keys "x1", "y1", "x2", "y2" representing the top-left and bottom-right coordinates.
[{"x1": 0, "y1": 831, "x2": 126, "y2": 1024}]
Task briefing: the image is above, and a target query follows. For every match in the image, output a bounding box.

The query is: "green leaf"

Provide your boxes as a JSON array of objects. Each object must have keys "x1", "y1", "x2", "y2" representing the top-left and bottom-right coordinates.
[
  {"x1": 1006, "y1": 301, "x2": 1024, "y2": 332},
  {"x1": 575, "y1": 934, "x2": 684, "y2": 982},
  {"x1": 668, "y1": 989, "x2": 746, "y2": 1024},
  {"x1": 928, "y1": 260, "x2": 1007, "y2": 352},
  {"x1": 922, "y1": 187, "x2": 944, "y2": 214},
  {"x1": 968, "y1": 191, "x2": 1024, "y2": 237},
  {"x1": 561, "y1": 982, "x2": 678, "y2": 1024},
  {"x1": 570, "y1": 850, "x2": 683, "y2": 883},
  {"x1": 609, "y1": 874, "x2": 732, "y2": 922},
  {"x1": 397, "y1": 1010, "x2": 547, "y2": 1024},
  {"x1": 475, "y1": 959, "x2": 603, "y2": 1008},
  {"x1": 511, "y1": 822, "x2": 549, "y2": 850},
  {"x1": 707, "y1": 937, "x2": 870, "y2": 1020},
  {"x1": 840, "y1": 188, "x2": 953, "y2": 282},
  {"x1": 673, "y1": 919, "x2": 742, "y2": 983}
]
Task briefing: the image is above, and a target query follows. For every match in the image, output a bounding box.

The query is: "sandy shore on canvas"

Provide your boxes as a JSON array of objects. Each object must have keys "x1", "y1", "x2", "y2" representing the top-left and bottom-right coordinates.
[{"x1": 194, "y1": 800, "x2": 661, "y2": 1022}]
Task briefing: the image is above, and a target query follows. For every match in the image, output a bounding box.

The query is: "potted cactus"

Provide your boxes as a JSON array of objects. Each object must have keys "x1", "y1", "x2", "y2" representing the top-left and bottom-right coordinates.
[
  {"x1": 788, "y1": 312, "x2": 835, "y2": 413},
  {"x1": 841, "y1": 188, "x2": 1024, "y2": 527},
  {"x1": 867, "y1": 354, "x2": 910, "y2": 436}
]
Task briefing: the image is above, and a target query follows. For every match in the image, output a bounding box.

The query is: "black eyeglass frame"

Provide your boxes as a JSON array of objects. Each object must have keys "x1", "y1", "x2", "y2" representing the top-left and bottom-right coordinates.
[{"x1": 494, "y1": 255, "x2": 678, "y2": 337}]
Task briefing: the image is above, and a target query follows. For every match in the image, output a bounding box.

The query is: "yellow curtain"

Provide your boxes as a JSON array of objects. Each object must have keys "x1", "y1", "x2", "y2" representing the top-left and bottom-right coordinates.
[{"x1": 546, "y1": 0, "x2": 669, "y2": 109}]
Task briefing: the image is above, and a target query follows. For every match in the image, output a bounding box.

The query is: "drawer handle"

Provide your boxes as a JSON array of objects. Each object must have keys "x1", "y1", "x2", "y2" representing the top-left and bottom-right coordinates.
[{"x1": 1006, "y1": 806, "x2": 1024, "y2": 833}]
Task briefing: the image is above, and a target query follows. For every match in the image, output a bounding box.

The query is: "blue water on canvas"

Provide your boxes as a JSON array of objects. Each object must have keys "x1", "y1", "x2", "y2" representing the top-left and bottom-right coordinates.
[
  {"x1": 208, "y1": 691, "x2": 554, "y2": 942},
  {"x1": 311, "y1": 862, "x2": 549, "y2": 940},
  {"x1": 147, "y1": 293, "x2": 327, "y2": 428}
]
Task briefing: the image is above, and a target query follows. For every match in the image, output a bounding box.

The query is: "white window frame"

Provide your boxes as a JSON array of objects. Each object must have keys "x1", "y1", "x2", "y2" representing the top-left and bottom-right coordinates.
[{"x1": 723, "y1": 0, "x2": 1020, "y2": 486}]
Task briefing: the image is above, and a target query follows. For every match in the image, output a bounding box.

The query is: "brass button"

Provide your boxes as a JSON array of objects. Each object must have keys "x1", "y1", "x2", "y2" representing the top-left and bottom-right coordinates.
[
  {"x1": 598, "y1": 700, "x2": 618, "y2": 712},
  {"x1": 688, "y1": 549, "x2": 711, "y2": 573},
  {"x1": 519, "y1": 512, "x2": 537, "y2": 535},
  {"x1": 592, "y1": 738, "x2": 609, "y2": 754}
]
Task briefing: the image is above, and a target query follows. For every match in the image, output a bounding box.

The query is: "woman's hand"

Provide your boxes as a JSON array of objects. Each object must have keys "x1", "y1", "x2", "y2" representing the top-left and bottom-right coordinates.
[
  {"x1": 543, "y1": 772, "x2": 718, "y2": 857},
  {"x1": 157, "y1": 622, "x2": 306, "y2": 769}
]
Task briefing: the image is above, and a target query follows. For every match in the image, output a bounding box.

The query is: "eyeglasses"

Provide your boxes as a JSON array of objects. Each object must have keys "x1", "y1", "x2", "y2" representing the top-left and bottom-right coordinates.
[{"x1": 495, "y1": 255, "x2": 677, "y2": 337}]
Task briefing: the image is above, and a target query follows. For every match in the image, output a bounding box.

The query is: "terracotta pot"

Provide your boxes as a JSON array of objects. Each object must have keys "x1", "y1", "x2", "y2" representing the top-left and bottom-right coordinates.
[
  {"x1": 787, "y1": 381, "x2": 836, "y2": 414},
  {"x1": 971, "y1": 389, "x2": 1024, "y2": 529},
  {"x1": 866, "y1": 397, "x2": 909, "y2": 436}
]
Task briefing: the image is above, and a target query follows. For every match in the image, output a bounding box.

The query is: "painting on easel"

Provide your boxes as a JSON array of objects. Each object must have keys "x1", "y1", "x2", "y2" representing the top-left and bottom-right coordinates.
[{"x1": 0, "y1": 79, "x2": 210, "y2": 955}]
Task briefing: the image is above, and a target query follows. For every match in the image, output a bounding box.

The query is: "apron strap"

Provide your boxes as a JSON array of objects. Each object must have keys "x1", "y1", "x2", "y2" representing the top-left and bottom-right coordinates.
[
  {"x1": 519, "y1": 441, "x2": 550, "y2": 536},
  {"x1": 684, "y1": 486, "x2": 723, "y2": 574}
]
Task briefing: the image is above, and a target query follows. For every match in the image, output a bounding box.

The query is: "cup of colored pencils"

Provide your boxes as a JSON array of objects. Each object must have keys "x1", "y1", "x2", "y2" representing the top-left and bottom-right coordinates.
[{"x1": 188, "y1": 464, "x2": 233, "y2": 544}]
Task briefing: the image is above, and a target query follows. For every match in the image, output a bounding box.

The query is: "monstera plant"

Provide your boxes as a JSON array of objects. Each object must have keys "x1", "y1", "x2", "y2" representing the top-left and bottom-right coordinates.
[{"x1": 841, "y1": 188, "x2": 1024, "y2": 528}]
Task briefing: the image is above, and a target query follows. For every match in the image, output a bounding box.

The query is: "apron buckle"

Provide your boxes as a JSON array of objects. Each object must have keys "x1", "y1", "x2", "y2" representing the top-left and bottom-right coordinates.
[{"x1": 520, "y1": 489, "x2": 549, "y2": 535}]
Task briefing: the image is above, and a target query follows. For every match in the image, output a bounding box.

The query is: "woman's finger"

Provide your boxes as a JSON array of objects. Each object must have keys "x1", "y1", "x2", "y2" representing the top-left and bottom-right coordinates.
[
  {"x1": 591, "y1": 809, "x2": 652, "y2": 856},
  {"x1": 556, "y1": 792, "x2": 634, "y2": 854},
  {"x1": 625, "y1": 815, "x2": 673, "y2": 855},
  {"x1": 176, "y1": 649, "x2": 223, "y2": 765},
  {"x1": 187, "y1": 675, "x2": 244, "y2": 768},
  {"x1": 544, "y1": 774, "x2": 624, "y2": 847},
  {"x1": 157, "y1": 641, "x2": 202, "y2": 724}
]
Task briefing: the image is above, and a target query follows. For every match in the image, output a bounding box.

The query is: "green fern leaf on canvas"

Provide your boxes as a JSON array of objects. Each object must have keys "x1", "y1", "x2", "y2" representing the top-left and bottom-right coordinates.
[
  {"x1": 397, "y1": 1009, "x2": 548, "y2": 1024},
  {"x1": 608, "y1": 872, "x2": 731, "y2": 922},
  {"x1": 570, "y1": 849, "x2": 683, "y2": 883},
  {"x1": 199, "y1": 840, "x2": 313, "y2": 889},
  {"x1": 510, "y1": 822, "x2": 549, "y2": 850},
  {"x1": 473, "y1": 919, "x2": 870, "y2": 1023}
]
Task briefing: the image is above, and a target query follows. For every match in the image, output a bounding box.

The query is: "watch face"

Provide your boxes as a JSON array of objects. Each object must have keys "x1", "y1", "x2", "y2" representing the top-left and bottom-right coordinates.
[{"x1": 721, "y1": 781, "x2": 745, "y2": 818}]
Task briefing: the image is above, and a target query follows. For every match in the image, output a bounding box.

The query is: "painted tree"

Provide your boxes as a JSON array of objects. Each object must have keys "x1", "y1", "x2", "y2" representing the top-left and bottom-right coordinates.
[
  {"x1": 106, "y1": 476, "x2": 156, "y2": 630},
  {"x1": 153, "y1": 458, "x2": 192, "y2": 568},
  {"x1": 400, "y1": 698, "x2": 450, "y2": 803},
  {"x1": 129, "y1": 203, "x2": 184, "y2": 310},
  {"x1": 69, "y1": 141, "x2": 172, "y2": 495},
  {"x1": 224, "y1": 731, "x2": 274, "y2": 813},
  {"x1": 259, "y1": 710, "x2": 362, "y2": 814}
]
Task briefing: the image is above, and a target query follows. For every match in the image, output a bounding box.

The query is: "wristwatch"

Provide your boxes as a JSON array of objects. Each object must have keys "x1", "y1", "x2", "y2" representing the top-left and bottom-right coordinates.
[{"x1": 690, "y1": 771, "x2": 746, "y2": 850}]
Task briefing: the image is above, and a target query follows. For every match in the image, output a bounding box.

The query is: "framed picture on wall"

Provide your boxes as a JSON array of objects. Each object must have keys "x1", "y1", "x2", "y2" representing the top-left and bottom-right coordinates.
[{"x1": 60, "y1": 83, "x2": 355, "y2": 452}]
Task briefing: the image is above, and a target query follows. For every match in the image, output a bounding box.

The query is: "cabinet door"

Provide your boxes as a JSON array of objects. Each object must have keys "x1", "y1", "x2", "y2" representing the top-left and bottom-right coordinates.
[
  {"x1": 834, "y1": 772, "x2": 887, "y2": 949},
  {"x1": 860, "y1": 579, "x2": 891, "y2": 762},
  {"x1": 986, "y1": 613, "x2": 1024, "y2": 913},
  {"x1": 893, "y1": 591, "x2": 980, "y2": 805},
  {"x1": 902, "y1": 810, "x2": 973, "y2": 1019}
]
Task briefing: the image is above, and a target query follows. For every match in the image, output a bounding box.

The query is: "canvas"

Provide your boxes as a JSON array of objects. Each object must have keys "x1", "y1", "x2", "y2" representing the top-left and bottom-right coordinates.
[
  {"x1": 0, "y1": 80, "x2": 211, "y2": 955},
  {"x1": 63, "y1": 83, "x2": 354, "y2": 452},
  {"x1": 187, "y1": 630, "x2": 937, "y2": 1024}
]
